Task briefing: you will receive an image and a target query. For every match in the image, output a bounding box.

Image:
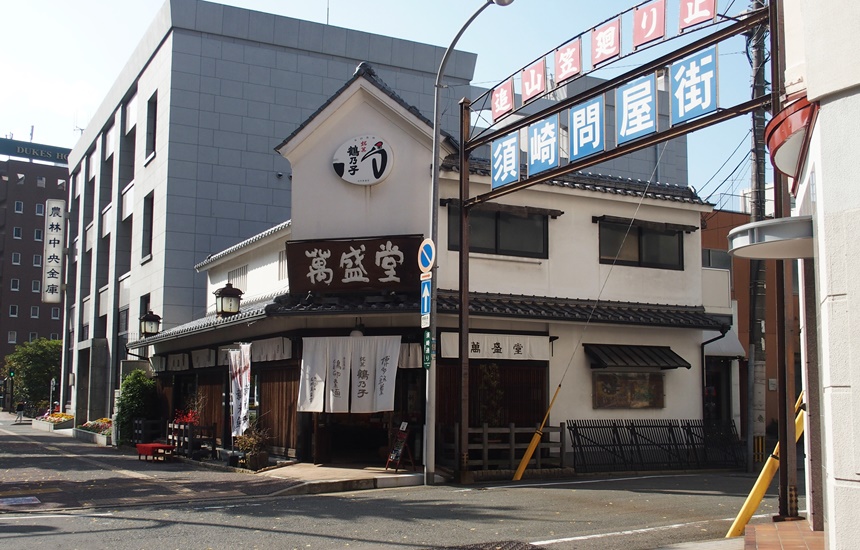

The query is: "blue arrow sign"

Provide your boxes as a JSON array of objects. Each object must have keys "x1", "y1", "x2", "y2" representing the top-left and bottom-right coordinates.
[{"x1": 420, "y1": 279, "x2": 431, "y2": 315}]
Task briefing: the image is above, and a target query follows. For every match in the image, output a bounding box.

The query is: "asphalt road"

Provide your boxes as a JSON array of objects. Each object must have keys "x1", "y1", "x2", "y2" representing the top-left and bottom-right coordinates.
[{"x1": 1, "y1": 416, "x2": 797, "y2": 549}]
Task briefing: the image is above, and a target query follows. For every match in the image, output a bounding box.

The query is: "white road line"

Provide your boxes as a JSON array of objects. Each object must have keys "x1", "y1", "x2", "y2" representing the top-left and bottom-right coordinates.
[
  {"x1": 0, "y1": 512, "x2": 114, "y2": 521},
  {"x1": 531, "y1": 513, "x2": 772, "y2": 546},
  {"x1": 483, "y1": 473, "x2": 699, "y2": 491}
]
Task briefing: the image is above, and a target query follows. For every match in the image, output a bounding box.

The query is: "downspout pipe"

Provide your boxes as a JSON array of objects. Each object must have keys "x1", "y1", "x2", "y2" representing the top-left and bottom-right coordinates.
[{"x1": 701, "y1": 324, "x2": 731, "y2": 415}]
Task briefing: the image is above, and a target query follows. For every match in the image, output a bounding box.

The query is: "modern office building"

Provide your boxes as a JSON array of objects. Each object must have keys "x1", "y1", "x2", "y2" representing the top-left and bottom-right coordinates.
[{"x1": 0, "y1": 138, "x2": 70, "y2": 410}]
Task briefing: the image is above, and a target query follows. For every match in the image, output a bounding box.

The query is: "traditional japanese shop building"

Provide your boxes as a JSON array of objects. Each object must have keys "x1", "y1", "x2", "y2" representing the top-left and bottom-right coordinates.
[{"x1": 130, "y1": 64, "x2": 730, "y2": 467}]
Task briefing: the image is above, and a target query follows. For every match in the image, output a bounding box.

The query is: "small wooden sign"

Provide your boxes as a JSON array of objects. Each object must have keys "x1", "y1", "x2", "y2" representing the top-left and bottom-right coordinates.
[{"x1": 385, "y1": 424, "x2": 415, "y2": 472}]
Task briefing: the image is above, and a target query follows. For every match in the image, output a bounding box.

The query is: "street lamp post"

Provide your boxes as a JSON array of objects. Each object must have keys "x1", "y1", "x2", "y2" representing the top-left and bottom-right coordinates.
[{"x1": 427, "y1": 0, "x2": 515, "y2": 485}]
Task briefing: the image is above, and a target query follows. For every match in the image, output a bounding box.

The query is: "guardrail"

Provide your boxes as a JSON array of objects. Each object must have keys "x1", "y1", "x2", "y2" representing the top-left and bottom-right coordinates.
[{"x1": 566, "y1": 419, "x2": 745, "y2": 473}]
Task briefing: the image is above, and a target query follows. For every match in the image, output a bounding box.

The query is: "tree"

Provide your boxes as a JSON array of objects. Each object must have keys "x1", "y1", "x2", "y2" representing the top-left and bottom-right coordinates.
[
  {"x1": 3, "y1": 338, "x2": 62, "y2": 406},
  {"x1": 115, "y1": 369, "x2": 157, "y2": 445}
]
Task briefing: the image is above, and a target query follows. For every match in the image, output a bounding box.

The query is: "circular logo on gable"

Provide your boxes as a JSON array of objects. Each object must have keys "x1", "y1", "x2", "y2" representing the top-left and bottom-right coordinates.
[{"x1": 332, "y1": 135, "x2": 393, "y2": 185}]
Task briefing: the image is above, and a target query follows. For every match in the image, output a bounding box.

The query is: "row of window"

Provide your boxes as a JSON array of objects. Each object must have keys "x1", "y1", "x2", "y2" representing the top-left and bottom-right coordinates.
[
  {"x1": 8, "y1": 305, "x2": 61, "y2": 319},
  {"x1": 8, "y1": 331, "x2": 59, "y2": 344},
  {"x1": 12, "y1": 227, "x2": 44, "y2": 241},
  {"x1": 9, "y1": 279, "x2": 43, "y2": 292},
  {"x1": 2, "y1": 174, "x2": 59, "y2": 187},
  {"x1": 13, "y1": 201, "x2": 46, "y2": 216},
  {"x1": 11, "y1": 253, "x2": 43, "y2": 267},
  {"x1": 446, "y1": 207, "x2": 689, "y2": 270}
]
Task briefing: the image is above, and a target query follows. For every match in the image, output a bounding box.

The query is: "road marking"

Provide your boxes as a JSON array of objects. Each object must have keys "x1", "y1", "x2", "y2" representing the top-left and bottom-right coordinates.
[
  {"x1": 0, "y1": 512, "x2": 114, "y2": 521},
  {"x1": 489, "y1": 473, "x2": 698, "y2": 490},
  {"x1": 531, "y1": 513, "x2": 773, "y2": 546},
  {"x1": 0, "y1": 488, "x2": 62, "y2": 498}
]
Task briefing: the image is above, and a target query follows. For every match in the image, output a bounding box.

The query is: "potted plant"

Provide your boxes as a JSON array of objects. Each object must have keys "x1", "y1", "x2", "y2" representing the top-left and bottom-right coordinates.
[{"x1": 235, "y1": 423, "x2": 270, "y2": 471}]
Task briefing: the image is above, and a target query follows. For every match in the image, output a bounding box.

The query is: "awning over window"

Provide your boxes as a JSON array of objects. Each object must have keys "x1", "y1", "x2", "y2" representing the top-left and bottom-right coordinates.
[
  {"x1": 703, "y1": 329, "x2": 746, "y2": 358},
  {"x1": 583, "y1": 344, "x2": 691, "y2": 370}
]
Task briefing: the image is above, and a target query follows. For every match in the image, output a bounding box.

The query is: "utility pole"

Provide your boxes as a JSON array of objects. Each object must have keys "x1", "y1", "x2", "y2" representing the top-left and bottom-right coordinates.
[{"x1": 746, "y1": 0, "x2": 768, "y2": 475}]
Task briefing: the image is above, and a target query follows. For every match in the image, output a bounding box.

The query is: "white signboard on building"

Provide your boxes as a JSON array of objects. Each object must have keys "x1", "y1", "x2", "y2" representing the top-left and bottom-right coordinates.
[{"x1": 42, "y1": 199, "x2": 66, "y2": 304}]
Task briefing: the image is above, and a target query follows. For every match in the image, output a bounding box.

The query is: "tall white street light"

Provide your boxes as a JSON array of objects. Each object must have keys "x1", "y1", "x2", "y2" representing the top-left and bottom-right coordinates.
[{"x1": 426, "y1": 0, "x2": 515, "y2": 485}]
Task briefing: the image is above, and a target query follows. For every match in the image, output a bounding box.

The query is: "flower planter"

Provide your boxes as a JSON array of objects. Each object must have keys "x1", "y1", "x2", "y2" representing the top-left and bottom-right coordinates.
[
  {"x1": 32, "y1": 418, "x2": 75, "y2": 431},
  {"x1": 242, "y1": 451, "x2": 269, "y2": 471},
  {"x1": 73, "y1": 428, "x2": 112, "y2": 447}
]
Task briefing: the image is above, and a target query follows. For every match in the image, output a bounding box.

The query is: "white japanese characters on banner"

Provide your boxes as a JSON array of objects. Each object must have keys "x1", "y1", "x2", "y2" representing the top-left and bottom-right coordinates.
[
  {"x1": 569, "y1": 95, "x2": 605, "y2": 161},
  {"x1": 592, "y1": 18, "x2": 621, "y2": 67},
  {"x1": 491, "y1": 132, "x2": 520, "y2": 189},
  {"x1": 228, "y1": 343, "x2": 252, "y2": 436},
  {"x1": 42, "y1": 199, "x2": 66, "y2": 304},
  {"x1": 440, "y1": 333, "x2": 551, "y2": 361},
  {"x1": 633, "y1": 0, "x2": 666, "y2": 49},
  {"x1": 555, "y1": 38, "x2": 582, "y2": 83},
  {"x1": 300, "y1": 336, "x2": 402, "y2": 413},
  {"x1": 670, "y1": 45, "x2": 717, "y2": 124},
  {"x1": 616, "y1": 74, "x2": 657, "y2": 144},
  {"x1": 528, "y1": 114, "x2": 559, "y2": 177},
  {"x1": 299, "y1": 338, "x2": 327, "y2": 412},
  {"x1": 520, "y1": 59, "x2": 546, "y2": 104},
  {"x1": 327, "y1": 337, "x2": 351, "y2": 413},
  {"x1": 679, "y1": 0, "x2": 716, "y2": 31},
  {"x1": 491, "y1": 78, "x2": 515, "y2": 121}
]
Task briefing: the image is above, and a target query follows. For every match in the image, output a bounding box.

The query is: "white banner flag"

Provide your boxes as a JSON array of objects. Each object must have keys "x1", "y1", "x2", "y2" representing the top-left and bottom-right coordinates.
[
  {"x1": 373, "y1": 336, "x2": 401, "y2": 412},
  {"x1": 298, "y1": 338, "x2": 327, "y2": 412},
  {"x1": 350, "y1": 336, "x2": 376, "y2": 413},
  {"x1": 327, "y1": 337, "x2": 351, "y2": 413},
  {"x1": 229, "y1": 343, "x2": 252, "y2": 436}
]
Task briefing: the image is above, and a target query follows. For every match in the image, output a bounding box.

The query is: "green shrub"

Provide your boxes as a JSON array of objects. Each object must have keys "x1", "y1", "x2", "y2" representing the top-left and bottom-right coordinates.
[{"x1": 115, "y1": 370, "x2": 157, "y2": 444}]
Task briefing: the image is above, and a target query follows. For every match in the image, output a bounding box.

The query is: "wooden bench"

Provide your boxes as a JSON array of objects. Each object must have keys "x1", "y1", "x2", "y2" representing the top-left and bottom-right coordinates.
[{"x1": 136, "y1": 443, "x2": 175, "y2": 461}]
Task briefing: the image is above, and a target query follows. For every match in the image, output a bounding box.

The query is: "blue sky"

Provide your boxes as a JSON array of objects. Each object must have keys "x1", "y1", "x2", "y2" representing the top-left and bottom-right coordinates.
[{"x1": 1, "y1": 0, "x2": 760, "y2": 210}]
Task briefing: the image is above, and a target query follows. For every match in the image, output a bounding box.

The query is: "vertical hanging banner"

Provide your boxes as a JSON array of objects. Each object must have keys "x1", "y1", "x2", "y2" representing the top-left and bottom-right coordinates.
[
  {"x1": 491, "y1": 78, "x2": 515, "y2": 121},
  {"x1": 569, "y1": 95, "x2": 605, "y2": 161},
  {"x1": 527, "y1": 114, "x2": 559, "y2": 177},
  {"x1": 42, "y1": 199, "x2": 66, "y2": 304},
  {"x1": 520, "y1": 59, "x2": 546, "y2": 105},
  {"x1": 633, "y1": 0, "x2": 666, "y2": 49},
  {"x1": 327, "y1": 337, "x2": 351, "y2": 413},
  {"x1": 228, "y1": 343, "x2": 252, "y2": 436},
  {"x1": 299, "y1": 338, "x2": 327, "y2": 412},
  {"x1": 491, "y1": 132, "x2": 520, "y2": 189},
  {"x1": 373, "y1": 335, "x2": 401, "y2": 412},
  {"x1": 616, "y1": 74, "x2": 657, "y2": 144},
  {"x1": 670, "y1": 46, "x2": 718, "y2": 125}
]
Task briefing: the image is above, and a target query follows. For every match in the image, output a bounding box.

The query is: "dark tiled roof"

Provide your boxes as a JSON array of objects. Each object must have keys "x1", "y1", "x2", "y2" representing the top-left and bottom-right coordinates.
[
  {"x1": 195, "y1": 221, "x2": 291, "y2": 271},
  {"x1": 274, "y1": 62, "x2": 458, "y2": 155},
  {"x1": 128, "y1": 287, "x2": 290, "y2": 348},
  {"x1": 583, "y1": 343, "x2": 692, "y2": 370},
  {"x1": 266, "y1": 289, "x2": 723, "y2": 330},
  {"x1": 443, "y1": 157, "x2": 706, "y2": 205}
]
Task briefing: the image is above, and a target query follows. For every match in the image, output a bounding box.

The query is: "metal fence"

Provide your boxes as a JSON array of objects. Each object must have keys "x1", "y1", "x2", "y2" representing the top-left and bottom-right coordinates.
[{"x1": 566, "y1": 419, "x2": 745, "y2": 473}]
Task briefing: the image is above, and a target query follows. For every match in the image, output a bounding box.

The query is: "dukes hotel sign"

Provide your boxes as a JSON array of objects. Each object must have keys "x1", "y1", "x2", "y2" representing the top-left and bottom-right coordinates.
[{"x1": 0, "y1": 138, "x2": 70, "y2": 165}]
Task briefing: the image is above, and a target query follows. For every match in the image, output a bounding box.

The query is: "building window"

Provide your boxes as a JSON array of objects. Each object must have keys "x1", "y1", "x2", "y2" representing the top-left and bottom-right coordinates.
[
  {"x1": 29, "y1": 332, "x2": 38, "y2": 342},
  {"x1": 33, "y1": 254, "x2": 42, "y2": 267},
  {"x1": 598, "y1": 219, "x2": 684, "y2": 270},
  {"x1": 11, "y1": 279, "x2": 19, "y2": 292},
  {"x1": 278, "y1": 250, "x2": 288, "y2": 280},
  {"x1": 50, "y1": 333, "x2": 59, "y2": 340},
  {"x1": 703, "y1": 248, "x2": 732, "y2": 270},
  {"x1": 9, "y1": 305, "x2": 18, "y2": 318},
  {"x1": 145, "y1": 91, "x2": 158, "y2": 159},
  {"x1": 13, "y1": 227, "x2": 22, "y2": 239},
  {"x1": 36, "y1": 203, "x2": 45, "y2": 216},
  {"x1": 31, "y1": 306, "x2": 39, "y2": 319},
  {"x1": 14, "y1": 201, "x2": 23, "y2": 213},
  {"x1": 8, "y1": 331, "x2": 16, "y2": 344},
  {"x1": 12, "y1": 253, "x2": 21, "y2": 265},
  {"x1": 228, "y1": 265, "x2": 248, "y2": 292},
  {"x1": 34, "y1": 228, "x2": 43, "y2": 241},
  {"x1": 16, "y1": 173, "x2": 24, "y2": 185},
  {"x1": 32, "y1": 280, "x2": 41, "y2": 293},
  {"x1": 447, "y1": 206, "x2": 549, "y2": 259},
  {"x1": 142, "y1": 191, "x2": 154, "y2": 259},
  {"x1": 52, "y1": 307, "x2": 61, "y2": 320},
  {"x1": 37, "y1": 176, "x2": 46, "y2": 188}
]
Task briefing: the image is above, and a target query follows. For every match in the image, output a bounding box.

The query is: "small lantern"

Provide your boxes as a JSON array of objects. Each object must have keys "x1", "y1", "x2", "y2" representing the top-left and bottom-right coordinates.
[
  {"x1": 214, "y1": 282, "x2": 243, "y2": 317},
  {"x1": 139, "y1": 310, "x2": 161, "y2": 337}
]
